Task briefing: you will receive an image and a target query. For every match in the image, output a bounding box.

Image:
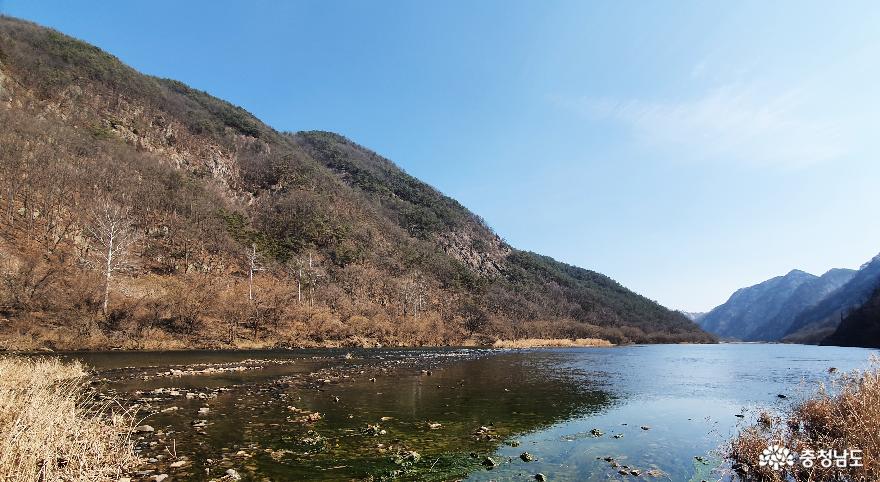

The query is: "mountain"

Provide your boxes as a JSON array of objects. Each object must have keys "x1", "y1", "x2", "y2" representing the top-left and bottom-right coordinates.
[
  {"x1": 822, "y1": 286, "x2": 880, "y2": 348},
  {"x1": 745, "y1": 268, "x2": 856, "y2": 341},
  {"x1": 698, "y1": 270, "x2": 818, "y2": 340},
  {"x1": 679, "y1": 311, "x2": 706, "y2": 323},
  {"x1": 782, "y1": 254, "x2": 880, "y2": 344},
  {"x1": 0, "y1": 16, "x2": 713, "y2": 349}
]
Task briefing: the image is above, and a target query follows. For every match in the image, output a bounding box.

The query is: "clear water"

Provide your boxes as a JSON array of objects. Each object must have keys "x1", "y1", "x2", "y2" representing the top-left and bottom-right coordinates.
[{"x1": 58, "y1": 343, "x2": 878, "y2": 481}]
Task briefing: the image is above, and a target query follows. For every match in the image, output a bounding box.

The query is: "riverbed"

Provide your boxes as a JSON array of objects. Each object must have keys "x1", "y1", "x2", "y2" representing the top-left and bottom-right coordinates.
[{"x1": 58, "y1": 343, "x2": 877, "y2": 481}]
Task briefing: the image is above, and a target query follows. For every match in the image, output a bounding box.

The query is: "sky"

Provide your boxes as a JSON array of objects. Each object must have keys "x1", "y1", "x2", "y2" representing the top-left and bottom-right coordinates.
[{"x1": 3, "y1": 1, "x2": 880, "y2": 312}]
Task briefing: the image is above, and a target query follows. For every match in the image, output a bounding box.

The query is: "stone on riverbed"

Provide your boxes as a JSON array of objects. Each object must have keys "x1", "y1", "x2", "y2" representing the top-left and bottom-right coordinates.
[
  {"x1": 520, "y1": 452, "x2": 534, "y2": 462},
  {"x1": 225, "y1": 468, "x2": 242, "y2": 480},
  {"x1": 134, "y1": 425, "x2": 155, "y2": 433}
]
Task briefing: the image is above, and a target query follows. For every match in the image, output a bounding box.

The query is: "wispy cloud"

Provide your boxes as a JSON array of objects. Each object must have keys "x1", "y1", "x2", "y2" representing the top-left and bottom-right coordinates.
[{"x1": 562, "y1": 84, "x2": 848, "y2": 168}]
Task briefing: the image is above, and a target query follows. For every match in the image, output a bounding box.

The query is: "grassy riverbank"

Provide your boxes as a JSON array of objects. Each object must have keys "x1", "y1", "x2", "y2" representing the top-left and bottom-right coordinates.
[
  {"x1": 492, "y1": 338, "x2": 613, "y2": 348},
  {"x1": 727, "y1": 358, "x2": 880, "y2": 481},
  {"x1": 0, "y1": 357, "x2": 138, "y2": 480}
]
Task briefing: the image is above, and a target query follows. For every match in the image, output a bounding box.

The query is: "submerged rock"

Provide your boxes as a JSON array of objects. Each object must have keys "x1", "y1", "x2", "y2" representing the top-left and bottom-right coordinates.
[
  {"x1": 535, "y1": 474, "x2": 546, "y2": 481},
  {"x1": 134, "y1": 425, "x2": 155, "y2": 433},
  {"x1": 520, "y1": 452, "x2": 534, "y2": 462},
  {"x1": 589, "y1": 428, "x2": 604, "y2": 437},
  {"x1": 482, "y1": 456, "x2": 497, "y2": 468}
]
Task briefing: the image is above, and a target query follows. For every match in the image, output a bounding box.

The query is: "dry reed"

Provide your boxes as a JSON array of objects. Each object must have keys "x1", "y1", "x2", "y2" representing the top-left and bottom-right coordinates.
[
  {"x1": 0, "y1": 356, "x2": 139, "y2": 481},
  {"x1": 727, "y1": 356, "x2": 880, "y2": 481},
  {"x1": 492, "y1": 338, "x2": 613, "y2": 348}
]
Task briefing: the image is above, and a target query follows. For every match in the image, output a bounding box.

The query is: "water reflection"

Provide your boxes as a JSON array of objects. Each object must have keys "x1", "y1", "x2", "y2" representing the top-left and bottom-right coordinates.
[
  {"x1": 54, "y1": 344, "x2": 877, "y2": 481},
  {"x1": 65, "y1": 350, "x2": 613, "y2": 481}
]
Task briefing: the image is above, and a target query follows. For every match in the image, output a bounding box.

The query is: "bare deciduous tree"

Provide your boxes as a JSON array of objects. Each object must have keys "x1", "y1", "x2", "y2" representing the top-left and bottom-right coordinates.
[
  {"x1": 86, "y1": 201, "x2": 138, "y2": 314},
  {"x1": 246, "y1": 243, "x2": 264, "y2": 303}
]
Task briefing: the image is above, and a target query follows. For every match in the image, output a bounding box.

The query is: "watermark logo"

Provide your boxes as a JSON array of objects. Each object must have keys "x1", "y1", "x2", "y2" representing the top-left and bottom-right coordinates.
[
  {"x1": 759, "y1": 445, "x2": 794, "y2": 471},
  {"x1": 758, "y1": 445, "x2": 864, "y2": 471}
]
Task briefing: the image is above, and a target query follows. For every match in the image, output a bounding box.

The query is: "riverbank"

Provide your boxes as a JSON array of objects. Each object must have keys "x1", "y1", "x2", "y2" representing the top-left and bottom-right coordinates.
[
  {"x1": 492, "y1": 338, "x2": 613, "y2": 348},
  {"x1": 727, "y1": 358, "x2": 880, "y2": 481},
  {"x1": 0, "y1": 357, "x2": 139, "y2": 480},
  {"x1": 4, "y1": 344, "x2": 874, "y2": 480}
]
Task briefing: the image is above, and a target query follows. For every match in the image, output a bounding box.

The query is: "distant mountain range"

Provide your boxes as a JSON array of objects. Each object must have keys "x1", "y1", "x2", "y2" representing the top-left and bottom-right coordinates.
[
  {"x1": 678, "y1": 311, "x2": 707, "y2": 323},
  {"x1": 697, "y1": 254, "x2": 880, "y2": 346}
]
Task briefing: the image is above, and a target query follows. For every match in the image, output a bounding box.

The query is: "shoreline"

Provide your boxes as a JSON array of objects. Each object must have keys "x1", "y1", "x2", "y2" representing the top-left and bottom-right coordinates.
[{"x1": 0, "y1": 338, "x2": 647, "y2": 354}]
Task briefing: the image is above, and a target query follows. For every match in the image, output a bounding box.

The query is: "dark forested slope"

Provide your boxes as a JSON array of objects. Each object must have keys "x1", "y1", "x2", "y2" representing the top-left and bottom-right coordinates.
[
  {"x1": 782, "y1": 254, "x2": 880, "y2": 344},
  {"x1": 823, "y1": 286, "x2": 880, "y2": 348},
  {"x1": 0, "y1": 16, "x2": 712, "y2": 349}
]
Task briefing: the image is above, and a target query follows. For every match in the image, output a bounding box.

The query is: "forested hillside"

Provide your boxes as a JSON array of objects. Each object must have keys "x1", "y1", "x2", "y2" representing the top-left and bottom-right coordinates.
[
  {"x1": 782, "y1": 254, "x2": 880, "y2": 344},
  {"x1": 822, "y1": 286, "x2": 880, "y2": 348},
  {"x1": 0, "y1": 16, "x2": 713, "y2": 349}
]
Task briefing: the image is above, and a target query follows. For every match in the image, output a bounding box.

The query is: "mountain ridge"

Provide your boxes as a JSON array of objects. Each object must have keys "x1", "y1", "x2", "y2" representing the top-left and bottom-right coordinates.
[
  {"x1": 697, "y1": 269, "x2": 818, "y2": 340},
  {"x1": 782, "y1": 254, "x2": 880, "y2": 343},
  {"x1": 0, "y1": 16, "x2": 713, "y2": 349}
]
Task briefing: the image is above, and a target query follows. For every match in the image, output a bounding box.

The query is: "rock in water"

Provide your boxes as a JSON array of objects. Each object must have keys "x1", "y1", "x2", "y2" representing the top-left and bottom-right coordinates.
[
  {"x1": 520, "y1": 452, "x2": 534, "y2": 462},
  {"x1": 134, "y1": 425, "x2": 155, "y2": 433}
]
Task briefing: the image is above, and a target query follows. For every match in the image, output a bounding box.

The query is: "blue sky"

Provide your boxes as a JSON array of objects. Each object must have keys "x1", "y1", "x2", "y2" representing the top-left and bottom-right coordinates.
[{"x1": 4, "y1": 1, "x2": 880, "y2": 311}]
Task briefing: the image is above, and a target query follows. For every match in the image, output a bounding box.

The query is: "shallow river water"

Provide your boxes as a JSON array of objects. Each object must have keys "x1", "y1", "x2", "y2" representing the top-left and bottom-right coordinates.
[{"x1": 60, "y1": 343, "x2": 877, "y2": 481}]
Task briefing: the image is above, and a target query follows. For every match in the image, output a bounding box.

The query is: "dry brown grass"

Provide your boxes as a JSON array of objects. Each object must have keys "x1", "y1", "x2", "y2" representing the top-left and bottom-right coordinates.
[
  {"x1": 727, "y1": 357, "x2": 880, "y2": 481},
  {"x1": 492, "y1": 338, "x2": 613, "y2": 348},
  {"x1": 0, "y1": 357, "x2": 139, "y2": 481}
]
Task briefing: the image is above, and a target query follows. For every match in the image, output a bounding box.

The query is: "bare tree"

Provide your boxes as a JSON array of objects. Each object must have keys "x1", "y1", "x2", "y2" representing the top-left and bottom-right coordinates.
[
  {"x1": 246, "y1": 243, "x2": 264, "y2": 302},
  {"x1": 283, "y1": 256, "x2": 304, "y2": 305},
  {"x1": 402, "y1": 271, "x2": 426, "y2": 320},
  {"x1": 86, "y1": 201, "x2": 138, "y2": 314}
]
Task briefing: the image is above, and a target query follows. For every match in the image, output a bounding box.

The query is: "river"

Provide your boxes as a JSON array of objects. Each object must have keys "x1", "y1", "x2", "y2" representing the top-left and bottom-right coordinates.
[{"x1": 58, "y1": 343, "x2": 877, "y2": 481}]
